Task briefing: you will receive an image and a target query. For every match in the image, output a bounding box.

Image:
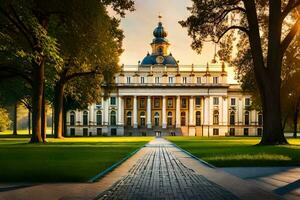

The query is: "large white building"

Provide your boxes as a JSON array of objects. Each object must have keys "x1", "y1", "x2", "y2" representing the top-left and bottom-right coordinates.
[{"x1": 66, "y1": 20, "x2": 263, "y2": 137}]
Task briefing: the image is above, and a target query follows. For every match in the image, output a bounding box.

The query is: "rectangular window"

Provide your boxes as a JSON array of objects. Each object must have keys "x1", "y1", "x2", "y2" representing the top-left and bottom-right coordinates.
[
  {"x1": 155, "y1": 77, "x2": 160, "y2": 83},
  {"x1": 167, "y1": 98, "x2": 173, "y2": 108},
  {"x1": 70, "y1": 128, "x2": 75, "y2": 136},
  {"x1": 110, "y1": 97, "x2": 116, "y2": 105},
  {"x1": 126, "y1": 76, "x2": 131, "y2": 84},
  {"x1": 213, "y1": 128, "x2": 219, "y2": 136},
  {"x1": 168, "y1": 77, "x2": 174, "y2": 84},
  {"x1": 125, "y1": 97, "x2": 132, "y2": 109},
  {"x1": 229, "y1": 128, "x2": 235, "y2": 136},
  {"x1": 111, "y1": 128, "x2": 117, "y2": 136},
  {"x1": 245, "y1": 98, "x2": 251, "y2": 106},
  {"x1": 154, "y1": 97, "x2": 160, "y2": 108},
  {"x1": 213, "y1": 97, "x2": 219, "y2": 105},
  {"x1": 195, "y1": 96, "x2": 201, "y2": 106},
  {"x1": 197, "y1": 77, "x2": 201, "y2": 84},
  {"x1": 244, "y1": 128, "x2": 249, "y2": 136},
  {"x1": 213, "y1": 77, "x2": 219, "y2": 84},
  {"x1": 97, "y1": 128, "x2": 102, "y2": 136},
  {"x1": 181, "y1": 98, "x2": 187, "y2": 108},
  {"x1": 83, "y1": 128, "x2": 88, "y2": 136},
  {"x1": 182, "y1": 77, "x2": 187, "y2": 83},
  {"x1": 257, "y1": 128, "x2": 262, "y2": 136},
  {"x1": 141, "y1": 77, "x2": 145, "y2": 84},
  {"x1": 140, "y1": 98, "x2": 145, "y2": 109},
  {"x1": 230, "y1": 98, "x2": 236, "y2": 106}
]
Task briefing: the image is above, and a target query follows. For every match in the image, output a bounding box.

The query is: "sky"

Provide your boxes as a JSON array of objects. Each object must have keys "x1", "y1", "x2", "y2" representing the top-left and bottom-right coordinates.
[{"x1": 116, "y1": 0, "x2": 237, "y2": 83}]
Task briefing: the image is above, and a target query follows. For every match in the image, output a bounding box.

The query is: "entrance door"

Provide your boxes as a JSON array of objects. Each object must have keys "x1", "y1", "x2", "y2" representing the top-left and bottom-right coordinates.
[{"x1": 155, "y1": 131, "x2": 161, "y2": 137}]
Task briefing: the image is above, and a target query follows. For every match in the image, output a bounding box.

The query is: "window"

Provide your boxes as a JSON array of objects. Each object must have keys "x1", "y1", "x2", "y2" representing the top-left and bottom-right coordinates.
[
  {"x1": 167, "y1": 112, "x2": 172, "y2": 126},
  {"x1": 245, "y1": 98, "x2": 251, "y2": 106},
  {"x1": 126, "y1": 111, "x2": 132, "y2": 126},
  {"x1": 83, "y1": 128, "x2": 88, "y2": 136},
  {"x1": 125, "y1": 97, "x2": 132, "y2": 109},
  {"x1": 154, "y1": 112, "x2": 160, "y2": 126},
  {"x1": 70, "y1": 128, "x2": 75, "y2": 136},
  {"x1": 229, "y1": 128, "x2": 235, "y2": 136},
  {"x1": 182, "y1": 77, "x2": 187, "y2": 83},
  {"x1": 110, "y1": 97, "x2": 116, "y2": 105},
  {"x1": 181, "y1": 112, "x2": 186, "y2": 126},
  {"x1": 83, "y1": 111, "x2": 88, "y2": 126},
  {"x1": 127, "y1": 76, "x2": 131, "y2": 84},
  {"x1": 140, "y1": 98, "x2": 145, "y2": 109},
  {"x1": 141, "y1": 77, "x2": 145, "y2": 84},
  {"x1": 196, "y1": 111, "x2": 201, "y2": 126},
  {"x1": 168, "y1": 77, "x2": 174, "y2": 84},
  {"x1": 213, "y1": 110, "x2": 219, "y2": 125},
  {"x1": 257, "y1": 128, "x2": 262, "y2": 136},
  {"x1": 230, "y1": 98, "x2": 236, "y2": 106},
  {"x1": 245, "y1": 111, "x2": 250, "y2": 125},
  {"x1": 167, "y1": 98, "x2": 173, "y2": 108},
  {"x1": 197, "y1": 77, "x2": 201, "y2": 84},
  {"x1": 213, "y1": 77, "x2": 219, "y2": 84},
  {"x1": 96, "y1": 111, "x2": 102, "y2": 125},
  {"x1": 110, "y1": 110, "x2": 116, "y2": 125},
  {"x1": 258, "y1": 113, "x2": 263, "y2": 126},
  {"x1": 70, "y1": 111, "x2": 75, "y2": 126},
  {"x1": 213, "y1": 128, "x2": 219, "y2": 135},
  {"x1": 97, "y1": 128, "x2": 102, "y2": 136},
  {"x1": 155, "y1": 77, "x2": 160, "y2": 83},
  {"x1": 213, "y1": 97, "x2": 219, "y2": 105},
  {"x1": 154, "y1": 97, "x2": 160, "y2": 108},
  {"x1": 244, "y1": 128, "x2": 249, "y2": 136},
  {"x1": 195, "y1": 97, "x2": 201, "y2": 106},
  {"x1": 140, "y1": 112, "x2": 146, "y2": 127},
  {"x1": 230, "y1": 111, "x2": 235, "y2": 125},
  {"x1": 181, "y1": 98, "x2": 187, "y2": 108},
  {"x1": 111, "y1": 128, "x2": 117, "y2": 136}
]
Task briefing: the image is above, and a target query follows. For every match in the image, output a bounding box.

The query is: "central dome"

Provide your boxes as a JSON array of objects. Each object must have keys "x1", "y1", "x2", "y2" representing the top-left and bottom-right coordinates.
[{"x1": 153, "y1": 22, "x2": 167, "y2": 38}]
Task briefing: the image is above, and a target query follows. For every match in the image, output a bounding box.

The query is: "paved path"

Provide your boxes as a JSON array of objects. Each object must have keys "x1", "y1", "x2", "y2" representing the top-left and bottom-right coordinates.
[
  {"x1": 98, "y1": 138, "x2": 237, "y2": 200},
  {"x1": 0, "y1": 138, "x2": 281, "y2": 200}
]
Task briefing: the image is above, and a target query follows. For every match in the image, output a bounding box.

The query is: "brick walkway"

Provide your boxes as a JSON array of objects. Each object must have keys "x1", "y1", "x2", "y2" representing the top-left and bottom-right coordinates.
[{"x1": 97, "y1": 138, "x2": 238, "y2": 200}]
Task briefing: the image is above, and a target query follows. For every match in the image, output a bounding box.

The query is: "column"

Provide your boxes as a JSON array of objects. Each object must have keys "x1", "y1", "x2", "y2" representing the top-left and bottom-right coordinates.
[
  {"x1": 176, "y1": 96, "x2": 180, "y2": 128},
  {"x1": 118, "y1": 96, "x2": 124, "y2": 126},
  {"x1": 133, "y1": 96, "x2": 138, "y2": 128},
  {"x1": 89, "y1": 105, "x2": 93, "y2": 125},
  {"x1": 104, "y1": 98, "x2": 109, "y2": 126},
  {"x1": 189, "y1": 96, "x2": 194, "y2": 125},
  {"x1": 223, "y1": 97, "x2": 228, "y2": 126},
  {"x1": 162, "y1": 96, "x2": 166, "y2": 128},
  {"x1": 147, "y1": 96, "x2": 152, "y2": 128}
]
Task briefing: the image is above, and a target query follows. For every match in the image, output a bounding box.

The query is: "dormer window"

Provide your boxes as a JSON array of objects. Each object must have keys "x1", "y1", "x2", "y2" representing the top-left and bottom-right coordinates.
[
  {"x1": 213, "y1": 77, "x2": 219, "y2": 84},
  {"x1": 182, "y1": 77, "x2": 187, "y2": 84},
  {"x1": 127, "y1": 76, "x2": 131, "y2": 84},
  {"x1": 168, "y1": 77, "x2": 174, "y2": 84},
  {"x1": 197, "y1": 77, "x2": 201, "y2": 84},
  {"x1": 155, "y1": 77, "x2": 160, "y2": 83},
  {"x1": 141, "y1": 77, "x2": 145, "y2": 84}
]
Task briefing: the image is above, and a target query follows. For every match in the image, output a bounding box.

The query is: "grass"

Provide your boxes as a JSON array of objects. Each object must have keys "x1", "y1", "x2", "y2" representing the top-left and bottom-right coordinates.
[
  {"x1": 0, "y1": 136, "x2": 153, "y2": 182},
  {"x1": 0, "y1": 128, "x2": 52, "y2": 135},
  {"x1": 166, "y1": 137, "x2": 300, "y2": 167}
]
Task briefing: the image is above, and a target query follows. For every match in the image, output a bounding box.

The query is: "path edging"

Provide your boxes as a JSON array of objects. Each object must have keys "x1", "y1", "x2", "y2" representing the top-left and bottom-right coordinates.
[
  {"x1": 88, "y1": 144, "x2": 146, "y2": 182},
  {"x1": 168, "y1": 139, "x2": 216, "y2": 168}
]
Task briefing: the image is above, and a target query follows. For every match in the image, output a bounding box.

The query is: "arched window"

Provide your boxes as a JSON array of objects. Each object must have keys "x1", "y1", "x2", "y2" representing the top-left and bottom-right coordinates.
[
  {"x1": 70, "y1": 111, "x2": 75, "y2": 126},
  {"x1": 110, "y1": 110, "x2": 116, "y2": 126},
  {"x1": 230, "y1": 111, "x2": 235, "y2": 125},
  {"x1": 258, "y1": 113, "x2": 263, "y2": 126},
  {"x1": 140, "y1": 112, "x2": 146, "y2": 127},
  {"x1": 167, "y1": 112, "x2": 172, "y2": 126},
  {"x1": 83, "y1": 111, "x2": 88, "y2": 126},
  {"x1": 96, "y1": 111, "x2": 102, "y2": 125},
  {"x1": 154, "y1": 112, "x2": 160, "y2": 126},
  {"x1": 126, "y1": 111, "x2": 132, "y2": 126},
  {"x1": 245, "y1": 111, "x2": 250, "y2": 125},
  {"x1": 196, "y1": 111, "x2": 201, "y2": 126},
  {"x1": 181, "y1": 112, "x2": 186, "y2": 126},
  {"x1": 213, "y1": 110, "x2": 219, "y2": 125}
]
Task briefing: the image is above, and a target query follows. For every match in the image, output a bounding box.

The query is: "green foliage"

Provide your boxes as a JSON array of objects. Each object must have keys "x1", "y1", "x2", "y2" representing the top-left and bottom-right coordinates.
[{"x1": 0, "y1": 107, "x2": 11, "y2": 131}]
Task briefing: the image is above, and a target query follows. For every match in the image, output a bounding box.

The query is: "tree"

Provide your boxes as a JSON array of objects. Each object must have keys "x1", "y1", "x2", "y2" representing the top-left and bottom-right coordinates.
[
  {"x1": 181, "y1": 0, "x2": 300, "y2": 145},
  {"x1": 0, "y1": 107, "x2": 11, "y2": 132}
]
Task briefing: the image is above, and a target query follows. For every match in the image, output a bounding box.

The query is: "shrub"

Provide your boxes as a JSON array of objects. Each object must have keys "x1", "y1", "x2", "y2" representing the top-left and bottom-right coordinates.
[{"x1": 0, "y1": 107, "x2": 11, "y2": 132}]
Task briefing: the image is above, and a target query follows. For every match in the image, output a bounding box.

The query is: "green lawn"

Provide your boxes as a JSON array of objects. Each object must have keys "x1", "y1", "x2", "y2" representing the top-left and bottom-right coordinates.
[
  {"x1": 166, "y1": 137, "x2": 300, "y2": 167},
  {"x1": 0, "y1": 136, "x2": 153, "y2": 182}
]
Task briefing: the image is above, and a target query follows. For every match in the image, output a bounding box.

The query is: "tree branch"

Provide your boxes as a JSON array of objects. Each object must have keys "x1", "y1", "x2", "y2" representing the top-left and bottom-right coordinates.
[
  {"x1": 281, "y1": 17, "x2": 300, "y2": 56},
  {"x1": 216, "y1": 26, "x2": 249, "y2": 42},
  {"x1": 64, "y1": 71, "x2": 98, "y2": 82},
  {"x1": 282, "y1": 0, "x2": 300, "y2": 21}
]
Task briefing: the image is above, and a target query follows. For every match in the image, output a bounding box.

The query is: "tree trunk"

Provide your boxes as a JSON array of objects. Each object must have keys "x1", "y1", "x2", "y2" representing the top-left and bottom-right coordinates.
[
  {"x1": 54, "y1": 81, "x2": 65, "y2": 138},
  {"x1": 30, "y1": 61, "x2": 44, "y2": 143},
  {"x1": 28, "y1": 109, "x2": 31, "y2": 135},
  {"x1": 41, "y1": 89, "x2": 47, "y2": 142},
  {"x1": 13, "y1": 103, "x2": 17, "y2": 135},
  {"x1": 63, "y1": 97, "x2": 67, "y2": 137},
  {"x1": 293, "y1": 97, "x2": 300, "y2": 138}
]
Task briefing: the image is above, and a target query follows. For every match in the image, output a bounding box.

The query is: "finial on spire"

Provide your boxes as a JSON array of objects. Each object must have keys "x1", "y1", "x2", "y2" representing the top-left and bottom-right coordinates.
[{"x1": 158, "y1": 13, "x2": 162, "y2": 22}]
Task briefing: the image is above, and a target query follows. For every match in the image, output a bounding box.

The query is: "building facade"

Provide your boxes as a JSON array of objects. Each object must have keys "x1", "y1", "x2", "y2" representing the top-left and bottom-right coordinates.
[{"x1": 66, "y1": 20, "x2": 263, "y2": 137}]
